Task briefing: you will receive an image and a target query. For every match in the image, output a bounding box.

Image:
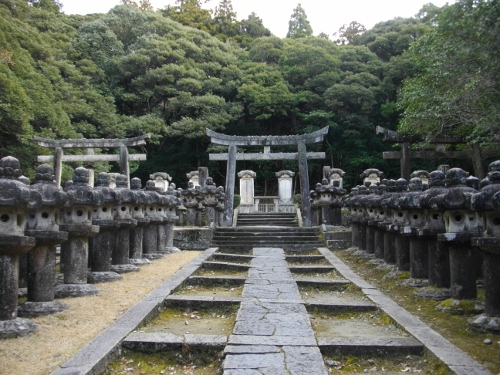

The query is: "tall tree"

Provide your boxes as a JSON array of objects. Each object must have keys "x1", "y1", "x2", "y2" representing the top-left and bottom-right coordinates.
[
  {"x1": 286, "y1": 3, "x2": 312, "y2": 38},
  {"x1": 398, "y1": 0, "x2": 500, "y2": 146},
  {"x1": 333, "y1": 21, "x2": 366, "y2": 45}
]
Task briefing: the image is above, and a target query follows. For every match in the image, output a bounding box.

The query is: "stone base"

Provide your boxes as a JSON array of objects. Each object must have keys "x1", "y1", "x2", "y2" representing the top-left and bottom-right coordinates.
[
  {"x1": 468, "y1": 314, "x2": 500, "y2": 333},
  {"x1": 164, "y1": 246, "x2": 181, "y2": 253},
  {"x1": 414, "y1": 287, "x2": 451, "y2": 301},
  {"x1": 18, "y1": 301, "x2": 69, "y2": 318},
  {"x1": 87, "y1": 271, "x2": 122, "y2": 284},
  {"x1": 383, "y1": 270, "x2": 409, "y2": 280},
  {"x1": 401, "y1": 278, "x2": 429, "y2": 288},
  {"x1": 436, "y1": 299, "x2": 485, "y2": 315},
  {"x1": 18, "y1": 287, "x2": 27, "y2": 298},
  {"x1": 367, "y1": 258, "x2": 386, "y2": 266},
  {"x1": 351, "y1": 249, "x2": 375, "y2": 260},
  {"x1": 0, "y1": 318, "x2": 37, "y2": 339},
  {"x1": 55, "y1": 283, "x2": 100, "y2": 298},
  {"x1": 376, "y1": 263, "x2": 397, "y2": 271},
  {"x1": 111, "y1": 264, "x2": 140, "y2": 274},
  {"x1": 129, "y1": 258, "x2": 151, "y2": 266},
  {"x1": 143, "y1": 253, "x2": 164, "y2": 260}
]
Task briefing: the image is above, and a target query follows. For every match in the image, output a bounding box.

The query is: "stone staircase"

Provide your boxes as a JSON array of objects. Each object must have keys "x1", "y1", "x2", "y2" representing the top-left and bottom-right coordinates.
[
  {"x1": 211, "y1": 212, "x2": 324, "y2": 250},
  {"x1": 236, "y1": 212, "x2": 297, "y2": 226}
]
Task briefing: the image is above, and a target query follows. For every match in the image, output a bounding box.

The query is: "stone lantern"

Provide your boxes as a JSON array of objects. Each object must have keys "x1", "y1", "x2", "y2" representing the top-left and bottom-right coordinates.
[
  {"x1": 215, "y1": 186, "x2": 225, "y2": 227},
  {"x1": 201, "y1": 177, "x2": 219, "y2": 227},
  {"x1": 56, "y1": 167, "x2": 103, "y2": 298},
  {"x1": 143, "y1": 181, "x2": 164, "y2": 259},
  {"x1": 315, "y1": 178, "x2": 336, "y2": 226},
  {"x1": 310, "y1": 185, "x2": 321, "y2": 226},
  {"x1": 434, "y1": 168, "x2": 482, "y2": 306},
  {"x1": 360, "y1": 168, "x2": 384, "y2": 187},
  {"x1": 164, "y1": 187, "x2": 181, "y2": 253},
  {"x1": 0, "y1": 156, "x2": 39, "y2": 339},
  {"x1": 129, "y1": 178, "x2": 152, "y2": 265},
  {"x1": 414, "y1": 170, "x2": 450, "y2": 300},
  {"x1": 399, "y1": 177, "x2": 428, "y2": 281},
  {"x1": 386, "y1": 178, "x2": 410, "y2": 271},
  {"x1": 379, "y1": 180, "x2": 397, "y2": 264},
  {"x1": 88, "y1": 172, "x2": 122, "y2": 283},
  {"x1": 111, "y1": 174, "x2": 138, "y2": 273},
  {"x1": 183, "y1": 181, "x2": 201, "y2": 226},
  {"x1": 469, "y1": 160, "x2": 500, "y2": 332},
  {"x1": 18, "y1": 164, "x2": 69, "y2": 318}
]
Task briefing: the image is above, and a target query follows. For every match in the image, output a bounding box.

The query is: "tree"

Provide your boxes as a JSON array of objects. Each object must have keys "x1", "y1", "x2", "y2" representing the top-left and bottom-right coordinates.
[
  {"x1": 398, "y1": 0, "x2": 500, "y2": 147},
  {"x1": 286, "y1": 3, "x2": 312, "y2": 38},
  {"x1": 213, "y1": 0, "x2": 238, "y2": 39},
  {"x1": 333, "y1": 21, "x2": 365, "y2": 45}
]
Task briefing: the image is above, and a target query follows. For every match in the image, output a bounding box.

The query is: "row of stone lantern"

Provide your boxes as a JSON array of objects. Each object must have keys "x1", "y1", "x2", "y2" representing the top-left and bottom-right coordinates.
[
  {"x1": 0, "y1": 157, "x2": 189, "y2": 340},
  {"x1": 182, "y1": 178, "x2": 225, "y2": 227},
  {"x1": 344, "y1": 162, "x2": 500, "y2": 333}
]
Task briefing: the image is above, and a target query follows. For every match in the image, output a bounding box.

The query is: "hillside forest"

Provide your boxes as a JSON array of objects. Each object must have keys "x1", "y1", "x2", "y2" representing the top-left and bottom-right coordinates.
[{"x1": 1, "y1": 0, "x2": 499, "y2": 193}]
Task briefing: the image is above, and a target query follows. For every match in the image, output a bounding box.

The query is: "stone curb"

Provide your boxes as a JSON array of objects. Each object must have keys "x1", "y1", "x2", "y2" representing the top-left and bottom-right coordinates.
[
  {"x1": 318, "y1": 247, "x2": 493, "y2": 375},
  {"x1": 50, "y1": 248, "x2": 218, "y2": 375}
]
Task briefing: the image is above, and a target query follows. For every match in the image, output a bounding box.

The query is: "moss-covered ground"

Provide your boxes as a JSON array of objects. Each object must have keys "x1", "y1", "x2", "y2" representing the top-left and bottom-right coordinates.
[{"x1": 335, "y1": 249, "x2": 500, "y2": 374}]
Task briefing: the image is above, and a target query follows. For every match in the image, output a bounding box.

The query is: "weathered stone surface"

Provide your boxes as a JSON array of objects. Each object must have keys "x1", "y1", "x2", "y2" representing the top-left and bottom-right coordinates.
[{"x1": 0, "y1": 318, "x2": 37, "y2": 339}]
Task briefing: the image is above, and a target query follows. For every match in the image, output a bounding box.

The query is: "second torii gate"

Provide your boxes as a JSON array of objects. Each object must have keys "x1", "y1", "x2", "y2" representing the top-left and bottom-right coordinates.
[
  {"x1": 207, "y1": 127, "x2": 329, "y2": 227},
  {"x1": 35, "y1": 134, "x2": 150, "y2": 188}
]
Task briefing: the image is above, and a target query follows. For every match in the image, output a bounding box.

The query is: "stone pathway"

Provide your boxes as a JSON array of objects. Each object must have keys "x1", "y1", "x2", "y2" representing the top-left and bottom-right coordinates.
[
  {"x1": 223, "y1": 247, "x2": 327, "y2": 374},
  {"x1": 51, "y1": 246, "x2": 493, "y2": 375}
]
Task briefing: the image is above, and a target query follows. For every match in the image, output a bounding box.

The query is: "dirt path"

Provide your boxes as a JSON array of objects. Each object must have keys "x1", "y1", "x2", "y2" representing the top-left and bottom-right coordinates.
[{"x1": 0, "y1": 251, "x2": 202, "y2": 375}]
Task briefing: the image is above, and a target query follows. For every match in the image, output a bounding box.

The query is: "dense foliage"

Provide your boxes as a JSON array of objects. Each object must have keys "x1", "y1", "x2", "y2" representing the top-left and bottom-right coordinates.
[{"x1": 1, "y1": 0, "x2": 496, "y2": 192}]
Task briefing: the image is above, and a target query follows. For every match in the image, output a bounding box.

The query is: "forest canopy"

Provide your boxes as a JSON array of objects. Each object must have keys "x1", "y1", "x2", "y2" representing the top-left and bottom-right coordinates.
[{"x1": 0, "y1": 0, "x2": 497, "y2": 191}]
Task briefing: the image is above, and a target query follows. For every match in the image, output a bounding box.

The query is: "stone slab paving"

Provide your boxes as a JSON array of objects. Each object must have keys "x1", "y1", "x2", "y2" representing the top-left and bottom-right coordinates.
[{"x1": 223, "y1": 247, "x2": 328, "y2": 375}]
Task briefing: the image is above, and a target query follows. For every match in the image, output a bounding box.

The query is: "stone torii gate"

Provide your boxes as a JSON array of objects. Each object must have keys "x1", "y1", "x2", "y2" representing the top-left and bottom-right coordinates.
[
  {"x1": 375, "y1": 126, "x2": 499, "y2": 181},
  {"x1": 34, "y1": 134, "x2": 150, "y2": 188},
  {"x1": 207, "y1": 127, "x2": 329, "y2": 227}
]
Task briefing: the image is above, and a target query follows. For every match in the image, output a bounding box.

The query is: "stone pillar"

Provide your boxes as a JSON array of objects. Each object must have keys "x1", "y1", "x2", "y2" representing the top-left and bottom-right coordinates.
[
  {"x1": 198, "y1": 167, "x2": 209, "y2": 188},
  {"x1": 238, "y1": 170, "x2": 256, "y2": 213},
  {"x1": 55, "y1": 167, "x2": 101, "y2": 298},
  {"x1": 298, "y1": 142, "x2": 311, "y2": 227},
  {"x1": 215, "y1": 186, "x2": 225, "y2": 227},
  {"x1": 164, "y1": 186, "x2": 181, "y2": 253},
  {"x1": 18, "y1": 165, "x2": 69, "y2": 318},
  {"x1": 129, "y1": 178, "x2": 151, "y2": 265},
  {"x1": 0, "y1": 156, "x2": 38, "y2": 339},
  {"x1": 224, "y1": 144, "x2": 237, "y2": 227}
]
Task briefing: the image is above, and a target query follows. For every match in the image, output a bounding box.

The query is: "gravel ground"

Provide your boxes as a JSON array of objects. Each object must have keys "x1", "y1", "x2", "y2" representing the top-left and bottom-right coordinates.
[{"x1": 0, "y1": 251, "x2": 202, "y2": 375}]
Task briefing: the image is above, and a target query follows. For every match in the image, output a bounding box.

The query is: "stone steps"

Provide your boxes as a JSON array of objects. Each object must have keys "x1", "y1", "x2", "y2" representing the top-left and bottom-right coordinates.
[
  {"x1": 236, "y1": 212, "x2": 297, "y2": 227},
  {"x1": 53, "y1": 246, "x2": 492, "y2": 375}
]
